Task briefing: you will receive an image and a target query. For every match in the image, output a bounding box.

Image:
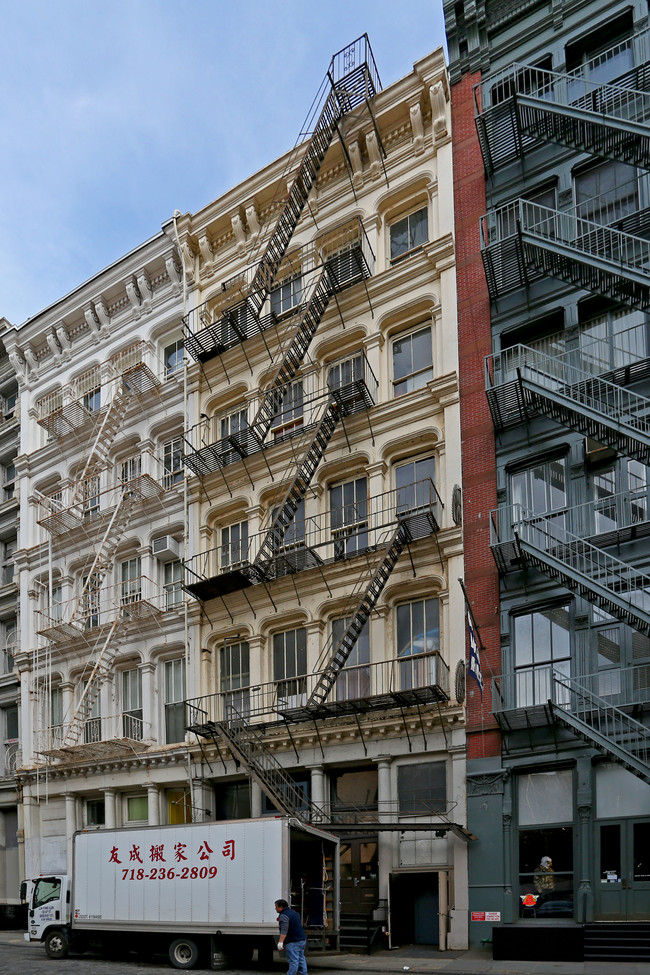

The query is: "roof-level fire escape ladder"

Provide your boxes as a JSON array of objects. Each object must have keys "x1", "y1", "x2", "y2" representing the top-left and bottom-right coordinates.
[
  {"x1": 511, "y1": 511, "x2": 650, "y2": 635},
  {"x1": 184, "y1": 35, "x2": 381, "y2": 365},
  {"x1": 549, "y1": 671, "x2": 650, "y2": 784},
  {"x1": 486, "y1": 345, "x2": 650, "y2": 464},
  {"x1": 70, "y1": 378, "x2": 132, "y2": 503}
]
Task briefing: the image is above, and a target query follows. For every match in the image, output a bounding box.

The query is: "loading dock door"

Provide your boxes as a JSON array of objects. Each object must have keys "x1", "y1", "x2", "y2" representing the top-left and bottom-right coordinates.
[{"x1": 389, "y1": 873, "x2": 439, "y2": 945}]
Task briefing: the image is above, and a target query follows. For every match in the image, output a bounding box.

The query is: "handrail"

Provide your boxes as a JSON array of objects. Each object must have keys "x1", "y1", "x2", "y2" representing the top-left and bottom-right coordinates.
[
  {"x1": 185, "y1": 648, "x2": 449, "y2": 728},
  {"x1": 183, "y1": 479, "x2": 442, "y2": 584}
]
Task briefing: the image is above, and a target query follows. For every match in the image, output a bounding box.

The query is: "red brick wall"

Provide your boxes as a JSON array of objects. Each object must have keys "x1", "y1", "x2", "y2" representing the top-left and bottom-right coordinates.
[{"x1": 451, "y1": 72, "x2": 502, "y2": 761}]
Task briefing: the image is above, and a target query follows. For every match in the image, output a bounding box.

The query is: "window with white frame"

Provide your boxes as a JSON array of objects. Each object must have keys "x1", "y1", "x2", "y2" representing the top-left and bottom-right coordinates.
[
  {"x1": 48, "y1": 585, "x2": 63, "y2": 622},
  {"x1": 220, "y1": 406, "x2": 248, "y2": 441},
  {"x1": 395, "y1": 456, "x2": 436, "y2": 512},
  {"x1": 164, "y1": 560, "x2": 183, "y2": 609},
  {"x1": 510, "y1": 455, "x2": 568, "y2": 538},
  {"x1": 2, "y1": 706, "x2": 18, "y2": 776},
  {"x1": 331, "y1": 616, "x2": 370, "y2": 700},
  {"x1": 327, "y1": 352, "x2": 364, "y2": 393},
  {"x1": 162, "y1": 437, "x2": 184, "y2": 489},
  {"x1": 2, "y1": 461, "x2": 15, "y2": 502},
  {"x1": 513, "y1": 604, "x2": 571, "y2": 708},
  {"x1": 2, "y1": 389, "x2": 16, "y2": 421},
  {"x1": 164, "y1": 339, "x2": 184, "y2": 377},
  {"x1": 2, "y1": 540, "x2": 15, "y2": 586},
  {"x1": 389, "y1": 206, "x2": 428, "y2": 262},
  {"x1": 120, "y1": 455, "x2": 142, "y2": 484},
  {"x1": 220, "y1": 641, "x2": 250, "y2": 719},
  {"x1": 271, "y1": 499, "x2": 305, "y2": 550},
  {"x1": 270, "y1": 381, "x2": 303, "y2": 439},
  {"x1": 330, "y1": 477, "x2": 368, "y2": 557},
  {"x1": 122, "y1": 668, "x2": 143, "y2": 740},
  {"x1": 125, "y1": 794, "x2": 148, "y2": 823},
  {"x1": 270, "y1": 275, "x2": 302, "y2": 317},
  {"x1": 164, "y1": 658, "x2": 186, "y2": 744},
  {"x1": 77, "y1": 367, "x2": 101, "y2": 412},
  {"x1": 396, "y1": 597, "x2": 441, "y2": 690},
  {"x1": 82, "y1": 573, "x2": 100, "y2": 629},
  {"x1": 81, "y1": 474, "x2": 100, "y2": 518},
  {"x1": 85, "y1": 798, "x2": 105, "y2": 827},
  {"x1": 2, "y1": 618, "x2": 16, "y2": 674},
  {"x1": 273, "y1": 628, "x2": 307, "y2": 707},
  {"x1": 120, "y1": 557, "x2": 142, "y2": 605},
  {"x1": 50, "y1": 686, "x2": 63, "y2": 747},
  {"x1": 221, "y1": 520, "x2": 249, "y2": 569},
  {"x1": 392, "y1": 326, "x2": 433, "y2": 397}
]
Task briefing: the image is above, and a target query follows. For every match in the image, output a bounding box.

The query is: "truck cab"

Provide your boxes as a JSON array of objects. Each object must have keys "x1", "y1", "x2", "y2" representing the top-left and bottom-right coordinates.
[{"x1": 23, "y1": 875, "x2": 71, "y2": 955}]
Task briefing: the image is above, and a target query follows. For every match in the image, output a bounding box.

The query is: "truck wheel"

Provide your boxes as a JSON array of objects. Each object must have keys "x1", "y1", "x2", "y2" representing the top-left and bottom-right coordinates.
[
  {"x1": 169, "y1": 937, "x2": 200, "y2": 969},
  {"x1": 44, "y1": 929, "x2": 69, "y2": 959}
]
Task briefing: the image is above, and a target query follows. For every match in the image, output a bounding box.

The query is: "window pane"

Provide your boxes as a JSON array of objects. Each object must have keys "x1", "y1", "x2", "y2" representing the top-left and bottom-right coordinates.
[
  {"x1": 518, "y1": 770, "x2": 573, "y2": 826},
  {"x1": 127, "y1": 796, "x2": 148, "y2": 821}
]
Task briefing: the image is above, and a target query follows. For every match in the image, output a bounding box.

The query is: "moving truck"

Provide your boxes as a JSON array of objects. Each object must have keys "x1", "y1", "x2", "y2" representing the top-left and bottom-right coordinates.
[{"x1": 22, "y1": 817, "x2": 339, "y2": 969}]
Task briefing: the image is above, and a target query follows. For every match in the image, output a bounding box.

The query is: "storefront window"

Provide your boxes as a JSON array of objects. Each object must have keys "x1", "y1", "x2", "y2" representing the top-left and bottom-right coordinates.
[
  {"x1": 519, "y1": 826, "x2": 574, "y2": 918},
  {"x1": 518, "y1": 770, "x2": 574, "y2": 919}
]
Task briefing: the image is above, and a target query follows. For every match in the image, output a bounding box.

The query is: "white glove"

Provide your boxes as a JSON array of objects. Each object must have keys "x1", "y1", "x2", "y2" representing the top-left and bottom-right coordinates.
[{"x1": 277, "y1": 942, "x2": 284, "y2": 950}]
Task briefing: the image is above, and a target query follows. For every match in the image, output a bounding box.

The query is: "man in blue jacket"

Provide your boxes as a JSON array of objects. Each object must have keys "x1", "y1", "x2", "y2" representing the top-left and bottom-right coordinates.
[{"x1": 275, "y1": 898, "x2": 307, "y2": 975}]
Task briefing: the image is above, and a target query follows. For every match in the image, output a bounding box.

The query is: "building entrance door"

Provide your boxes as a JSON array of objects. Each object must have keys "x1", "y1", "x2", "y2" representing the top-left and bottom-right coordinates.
[
  {"x1": 389, "y1": 872, "x2": 439, "y2": 945},
  {"x1": 597, "y1": 819, "x2": 650, "y2": 920}
]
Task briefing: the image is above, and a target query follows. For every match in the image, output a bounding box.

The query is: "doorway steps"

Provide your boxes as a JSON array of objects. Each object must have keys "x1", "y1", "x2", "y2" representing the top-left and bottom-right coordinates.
[
  {"x1": 584, "y1": 923, "x2": 650, "y2": 961},
  {"x1": 340, "y1": 912, "x2": 383, "y2": 953}
]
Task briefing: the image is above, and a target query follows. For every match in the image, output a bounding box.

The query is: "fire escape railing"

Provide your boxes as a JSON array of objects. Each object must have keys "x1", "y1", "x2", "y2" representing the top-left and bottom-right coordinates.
[
  {"x1": 489, "y1": 504, "x2": 650, "y2": 635},
  {"x1": 183, "y1": 478, "x2": 441, "y2": 600},
  {"x1": 481, "y1": 199, "x2": 650, "y2": 308},
  {"x1": 475, "y1": 28, "x2": 650, "y2": 172},
  {"x1": 485, "y1": 343, "x2": 650, "y2": 462}
]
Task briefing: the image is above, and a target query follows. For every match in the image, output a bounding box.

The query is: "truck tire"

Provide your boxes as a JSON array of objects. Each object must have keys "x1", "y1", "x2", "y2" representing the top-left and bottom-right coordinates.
[
  {"x1": 169, "y1": 937, "x2": 200, "y2": 969},
  {"x1": 44, "y1": 929, "x2": 69, "y2": 959}
]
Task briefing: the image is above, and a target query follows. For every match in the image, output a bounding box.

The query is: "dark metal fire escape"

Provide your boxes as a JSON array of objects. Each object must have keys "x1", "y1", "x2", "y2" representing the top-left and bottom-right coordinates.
[
  {"x1": 183, "y1": 35, "x2": 381, "y2": 366},
  {"x1": 475, "y1": 49, "x2": 650, "y2": 175},
  {"x1": 486, "y1": 344, "x2": 650, "y2": 464}
]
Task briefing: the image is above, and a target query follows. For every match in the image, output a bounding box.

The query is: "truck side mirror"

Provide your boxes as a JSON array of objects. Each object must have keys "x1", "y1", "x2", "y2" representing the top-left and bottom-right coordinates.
[{"x1": 19, "y1": 881, "x2": 27, "y2": 903}]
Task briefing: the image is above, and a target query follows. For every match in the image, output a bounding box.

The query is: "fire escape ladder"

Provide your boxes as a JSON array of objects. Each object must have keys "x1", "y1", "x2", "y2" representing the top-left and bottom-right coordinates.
[
  {"x1": 59, "y1": 614, "x2": 125, "y2": 750},
  {"x1": 250, "y1": 402, "x2": 341, "y2": 579},
  {"x1": 66, "y1": 496, "x2": 136, "y2": 626},
  {"x1": 549, "y1": 671, "x2": 650, "y2": 785},
  {"x1": 246, "y1": 95, "x2": 342, "y2": 321},
  {"x1": 244, "y1": 268, "x2": 336, "y2": 450},
  {"x1": 514, "y1": 513, "x2": 650, "y2": 635},
  {"x1": 210, "y1": 710, "x2": 325, "y2": 823},
  {"x1": 487, "y1": 345, "x2": 650, "y2": 464},
  {"x1": 71, "y1": 382, "x2": 131, "y2": 502},
  {"x1": 307, "y1": 522, "x2": 410, "y2": 706}
]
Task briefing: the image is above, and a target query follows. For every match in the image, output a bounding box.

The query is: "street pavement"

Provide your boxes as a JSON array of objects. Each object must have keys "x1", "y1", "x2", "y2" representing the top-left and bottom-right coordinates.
[{"x1": 1, "y1": 930, "x2": 650, "y2": 975}]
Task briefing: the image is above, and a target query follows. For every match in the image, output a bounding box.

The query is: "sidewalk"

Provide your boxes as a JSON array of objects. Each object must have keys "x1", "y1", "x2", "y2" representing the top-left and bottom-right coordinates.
[{"x1": 307, "y1": 945, "x2": 650, "y2": 975}]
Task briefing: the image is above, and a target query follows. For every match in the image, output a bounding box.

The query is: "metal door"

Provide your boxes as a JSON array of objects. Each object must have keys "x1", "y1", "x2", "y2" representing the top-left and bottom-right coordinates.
[{"x1": 597, "y1": 819, "x2": 650, "y2": 920}]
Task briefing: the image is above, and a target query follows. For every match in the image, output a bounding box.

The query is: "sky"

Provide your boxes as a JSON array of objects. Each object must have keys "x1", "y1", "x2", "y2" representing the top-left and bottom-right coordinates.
[{"x1": 0, "y1": 0, "x2": 447, "y2": 327}]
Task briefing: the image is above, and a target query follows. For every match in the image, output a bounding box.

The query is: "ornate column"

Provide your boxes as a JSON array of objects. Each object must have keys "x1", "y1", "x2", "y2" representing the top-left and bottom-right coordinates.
[
  {"x1": 65, "y1": 794, "x2": 78, "y2": 872},
  {"x1": 104, "y1": 788, "x2": 117, "y2": 829},
  {"x1": 375, "y1": 756, "x2": 393, "y2": 904},
  {"x1": 147, "y1": 785, "x2": 161, "y2": 826},
  {"x1": 307, "y1": 765, "x2": 328, "y2": 822}
]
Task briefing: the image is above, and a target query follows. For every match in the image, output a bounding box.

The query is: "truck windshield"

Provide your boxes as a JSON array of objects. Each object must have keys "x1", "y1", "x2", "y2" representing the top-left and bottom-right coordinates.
[{"x1": 33, "y1": 878, "x2": 61, "y2": 909}]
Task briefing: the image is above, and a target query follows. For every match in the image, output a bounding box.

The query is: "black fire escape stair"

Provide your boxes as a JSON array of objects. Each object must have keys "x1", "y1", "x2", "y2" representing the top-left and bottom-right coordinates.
[
  {"x1": 307, "y1": 523, "x2": 410, "y2": 706},
  {"x1": 486, "y1": 347, "x2": 650, "y2": 465},
  {"x1": 184, "y1": 43, "x2": 378, "y2": 365}
]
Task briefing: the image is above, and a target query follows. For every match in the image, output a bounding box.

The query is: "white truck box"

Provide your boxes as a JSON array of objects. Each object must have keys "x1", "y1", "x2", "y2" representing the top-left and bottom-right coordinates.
[{"x1": 23, "y1": 817, "x2": 339, "y2": 970}]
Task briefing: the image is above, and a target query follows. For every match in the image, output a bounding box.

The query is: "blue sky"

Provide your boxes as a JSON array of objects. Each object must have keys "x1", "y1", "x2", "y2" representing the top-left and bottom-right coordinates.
[{"x1": 0, "y1": 0, "x2": 446, "y2": 326}]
